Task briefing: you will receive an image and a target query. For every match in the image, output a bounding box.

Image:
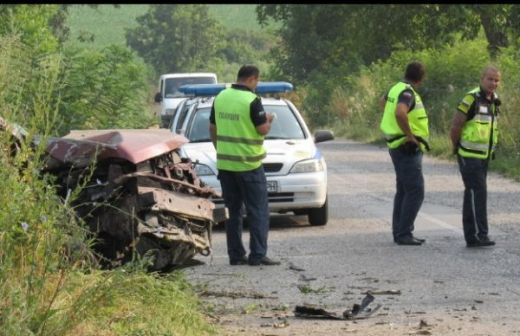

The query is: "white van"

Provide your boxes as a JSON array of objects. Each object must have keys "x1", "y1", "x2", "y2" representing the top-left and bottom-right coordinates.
[{"x1": 154, "y1": 72, "x2": 218, "y2": 128}]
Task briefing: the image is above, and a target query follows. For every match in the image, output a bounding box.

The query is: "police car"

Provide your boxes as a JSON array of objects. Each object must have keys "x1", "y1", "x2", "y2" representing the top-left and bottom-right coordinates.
[{"x1": 171, "y1": 82, "x2": 334, "y2": 226}]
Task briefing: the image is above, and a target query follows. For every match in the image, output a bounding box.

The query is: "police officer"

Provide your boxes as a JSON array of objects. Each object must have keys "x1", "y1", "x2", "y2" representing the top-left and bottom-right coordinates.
[
  {"x1": 450, "y1": 65, "x2": 501, "y2": 248},
  {"x1": 380, "y1": 61, "x2": 430, "y2": 246},
  {"x1": 209, "y1": 65, "x2": 280, "y2": 266}
]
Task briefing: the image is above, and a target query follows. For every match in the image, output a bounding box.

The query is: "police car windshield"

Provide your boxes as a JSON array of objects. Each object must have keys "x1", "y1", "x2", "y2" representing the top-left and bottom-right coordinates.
[
  {"x1": 264, "y1": 105, "x2": 305, "y2": 140},
  {"x1": 186, "y1": 104, "x2": 305, "y2": 143}
]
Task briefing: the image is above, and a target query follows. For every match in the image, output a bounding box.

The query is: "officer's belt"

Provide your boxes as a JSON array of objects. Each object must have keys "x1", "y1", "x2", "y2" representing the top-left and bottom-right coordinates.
[{"x1": 386, "y1": 134, "x2": 431, "y2": 151}]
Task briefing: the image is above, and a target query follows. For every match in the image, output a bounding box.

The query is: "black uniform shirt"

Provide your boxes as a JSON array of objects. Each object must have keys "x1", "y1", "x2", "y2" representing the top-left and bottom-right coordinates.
[
  {"x1": 210, "y1": 84, "x2": 266, "y2": 126},
  {"x1": 383, "y1": 80, "x2": 416, "y2": 111}
]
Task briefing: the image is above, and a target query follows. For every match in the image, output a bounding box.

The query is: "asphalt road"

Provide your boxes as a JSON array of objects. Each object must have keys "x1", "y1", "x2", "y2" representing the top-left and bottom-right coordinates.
[{"x1": 184, "y1": 138, "x2": 520, "y2": 336}]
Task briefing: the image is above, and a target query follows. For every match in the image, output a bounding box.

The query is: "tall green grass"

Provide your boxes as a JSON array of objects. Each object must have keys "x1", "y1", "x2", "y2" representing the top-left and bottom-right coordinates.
[{"x1": 0, "y1": 34, "x2": 217, "y2": 336}]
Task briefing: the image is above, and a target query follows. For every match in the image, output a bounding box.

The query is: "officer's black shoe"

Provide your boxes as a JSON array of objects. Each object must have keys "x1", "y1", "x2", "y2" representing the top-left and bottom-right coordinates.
[
  {"x1": 248, "y1": 256, "x2": 281, "y2": 266},
  {"x1": 412, "y1": 236, "x2": 426, "y2": 243},
  {"x1": 395, "y1": 237, "x2": 423, "y2": 246},
  {"x1": 230, "y1": 256, "x2": 248, "y2": 265},
  {"x1": 466, "y1": 239, "x2": 495, "y2": 248},
  {"x1": 479, "y1": 236, "x2": 495, "y2": 244}
]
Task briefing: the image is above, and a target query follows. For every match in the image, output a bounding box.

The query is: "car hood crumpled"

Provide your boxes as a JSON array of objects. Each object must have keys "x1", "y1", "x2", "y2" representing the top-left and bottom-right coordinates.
[{"x1": 46, "y1": 129, "x2": 189, "y2": 167}]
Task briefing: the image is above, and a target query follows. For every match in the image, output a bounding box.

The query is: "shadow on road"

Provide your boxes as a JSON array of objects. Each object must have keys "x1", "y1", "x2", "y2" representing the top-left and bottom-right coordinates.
[{"x1": 212, "y1": 213, "x2": 313, "y2": 233}]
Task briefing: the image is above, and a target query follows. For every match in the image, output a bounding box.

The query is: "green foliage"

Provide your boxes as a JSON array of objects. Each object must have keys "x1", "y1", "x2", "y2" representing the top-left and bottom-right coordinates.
[
  {"x1": 1, "y1": 33, "x2": 218, "y2": 335},
  {"x1": 208, "y1": 4, "x2": 266, "y2": 31},
  {"x1": 323, "y1": 38, "x2": 520, "y2": 180},
  {"x1": 126, "y1": 5, "x2": 224, "y2": 75},
  {"x1": 61, "y1": 270, "x2": 216, "y2": 336},
  {"x1": 56, "y1": 44, "x2": 154, "y2": 134},
  {"x1": 0, "y1": 5, "x2": 61, "y2": 54},
  {"x1": 256, "y1": 5, "x2": 482, "y2": 85},
  {"x1": 0, "y1": 35, "x2": 94, "y2": 336},
  {"x1": 64, "y1": 4, "x2": 276, "y2": 83},
  {"x1": 66, "y1": 5, "x2": 269, "y2": 48},
  {"x1": 333, "y1": 38, "x2": 490, "y2": 137}
]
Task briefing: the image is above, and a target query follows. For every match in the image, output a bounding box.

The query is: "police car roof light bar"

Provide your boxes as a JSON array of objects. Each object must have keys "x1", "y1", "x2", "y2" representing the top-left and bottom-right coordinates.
[{"x1": 178, "y1": 81, "x2": 293, "y2": 97}]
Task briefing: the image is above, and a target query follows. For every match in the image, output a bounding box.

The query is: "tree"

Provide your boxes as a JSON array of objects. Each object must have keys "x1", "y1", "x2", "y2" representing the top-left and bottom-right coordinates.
[
  {"x1": 126, "y1": 4, "x2": 224, "y2": 75},
  {"x1": 56, "y1": 45, "x2": 153, "y2": 134},
  {"x1": 471, "y1": 5, "x2": 511, "y2": 60},
  {"x1": 257, "y1": 5, "x2": 481, "y2": 84}
]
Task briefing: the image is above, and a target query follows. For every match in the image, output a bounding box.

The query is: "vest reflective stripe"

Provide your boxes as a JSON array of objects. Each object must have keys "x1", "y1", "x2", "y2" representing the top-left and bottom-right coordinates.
[
  {"x1": 380, "y1": 81, "x2": 429, "y2": 151},
  {"x1": 216, "y1": 135, "x2": 264, "y2": 145},
  {"x1": 460, "y1": 141, "x2": 496, "y2": 152},
  {"x1": 214, "y1": 87, "x2": 266, "y2": 171},
  {"x1": 217, "y1": 152, "x2": 267, "y2": 162},
  {"x1": 458, "y1": 87, "x2": 499, "y2": 159},
  {"x1": 472, "y1": 114, "x2": 493, "y2": 122}
]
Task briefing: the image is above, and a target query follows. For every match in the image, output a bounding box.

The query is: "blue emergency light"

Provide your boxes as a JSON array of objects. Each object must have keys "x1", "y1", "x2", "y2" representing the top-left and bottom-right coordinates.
[{"x1": 178, "y1": 81, "x2": 293, "y2": 97}]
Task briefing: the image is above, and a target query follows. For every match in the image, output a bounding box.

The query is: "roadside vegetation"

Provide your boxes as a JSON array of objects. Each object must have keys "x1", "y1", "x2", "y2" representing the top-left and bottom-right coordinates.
[
  {"x1": 2, "y1": 3, "x2": 520, "y2": 335},
  {"x1": 258, "y1": 4, "x2": 520, "y2": 181},
  {"x1": 0, "y1": 5, "x2": 217, "y2": 335}
]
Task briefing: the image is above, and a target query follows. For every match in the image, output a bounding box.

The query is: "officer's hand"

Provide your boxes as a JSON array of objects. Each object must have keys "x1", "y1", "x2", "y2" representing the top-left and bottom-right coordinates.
[
  {"x1": 403, "y1": 141, "x2": 419, "y2": 155},
  {"x1": 405, "y1": 135, "x2": 420, "y2": 146}
]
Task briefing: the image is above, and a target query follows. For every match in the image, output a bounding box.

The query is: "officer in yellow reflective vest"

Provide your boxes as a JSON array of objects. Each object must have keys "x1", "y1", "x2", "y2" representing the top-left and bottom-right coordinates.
[
  {"x1": 450, "y1": 65, "x2": 501, "y2": 248},
  {"x1": 209, "y1": 65, "x2": 280, "y2": 266},
  {"x1": 379, "y1": 61, "x2": 430, "y2": 246}
]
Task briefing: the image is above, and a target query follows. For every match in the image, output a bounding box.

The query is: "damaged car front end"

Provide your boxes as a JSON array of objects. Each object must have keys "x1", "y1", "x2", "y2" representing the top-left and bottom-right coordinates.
[
  {"x1": 2, "y1": 117, "x2": 227, "y2": 270},
  {"x1": 44, "y1": 129, "x2": 228, "y2": 270}
]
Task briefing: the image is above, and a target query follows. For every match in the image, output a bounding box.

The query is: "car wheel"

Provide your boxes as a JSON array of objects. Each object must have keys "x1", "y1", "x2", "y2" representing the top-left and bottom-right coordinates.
[{"x1": 308, "y1": 196, "x2": 328, "y2": 226}]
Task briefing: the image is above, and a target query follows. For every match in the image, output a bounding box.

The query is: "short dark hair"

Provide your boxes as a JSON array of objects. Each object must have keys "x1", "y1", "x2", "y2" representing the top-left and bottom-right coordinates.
[
  {"x1": 404, "y1": 61, "x2": 425, "y2": 83},
  {"x1": 237, "y1": 65, "x2": 259, "y2": 81}
]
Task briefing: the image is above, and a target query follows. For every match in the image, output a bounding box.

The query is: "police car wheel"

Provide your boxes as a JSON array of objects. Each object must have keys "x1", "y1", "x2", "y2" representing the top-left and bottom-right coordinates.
[{"x1": 308, "y1": 197, "x2": 328, "y2": 226}]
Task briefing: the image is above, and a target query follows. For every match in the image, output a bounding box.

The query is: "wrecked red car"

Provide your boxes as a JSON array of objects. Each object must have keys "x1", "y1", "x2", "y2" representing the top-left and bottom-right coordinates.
[{"x1": 2, "y1": 117, "x2": 226, "y2": 270}]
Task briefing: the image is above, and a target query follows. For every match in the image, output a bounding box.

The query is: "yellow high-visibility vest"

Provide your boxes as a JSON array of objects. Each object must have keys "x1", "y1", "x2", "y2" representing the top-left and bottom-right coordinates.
[
  {"x1": 380, "y1": 81, "x2": 429, "y2": 151},
  {"x1": 457, "y1": 87, "x2": 499, "y2": 159},
  {"x1": 214, "y1": 87, "x2": 266, "y2": 171}
]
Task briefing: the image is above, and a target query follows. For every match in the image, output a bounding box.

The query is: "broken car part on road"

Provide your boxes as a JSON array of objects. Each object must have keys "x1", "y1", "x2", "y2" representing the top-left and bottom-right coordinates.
[{"x1": 294, "y1": 293, "x2": 382, "y2": 320}]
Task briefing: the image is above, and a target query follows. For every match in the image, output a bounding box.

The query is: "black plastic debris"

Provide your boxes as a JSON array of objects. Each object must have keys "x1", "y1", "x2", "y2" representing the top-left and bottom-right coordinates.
[
  {"x1": 294, "y1": 305, "x2": 344, "y2": 320},
  {"x1": 343, "y1": 293, "x2": 381, "y2": 320},
  {"x1": 294, "y1": 293, "x2": 382, "y2": 320}
]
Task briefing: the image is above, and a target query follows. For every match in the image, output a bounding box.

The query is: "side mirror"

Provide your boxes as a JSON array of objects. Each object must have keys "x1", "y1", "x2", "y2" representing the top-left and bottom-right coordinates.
[
  {"x1": 154, "y1": 92, "x2": 162, "y2": 103},
  {"x1": 314, "y1": 130, "x2": 334, "y2": 144}
]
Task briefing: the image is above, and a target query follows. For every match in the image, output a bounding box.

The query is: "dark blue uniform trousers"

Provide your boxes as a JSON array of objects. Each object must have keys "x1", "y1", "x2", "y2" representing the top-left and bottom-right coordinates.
[
  {"x1": 218, "y1": 166, "x2": 270, "y2": 263},
  {"x1": 389, "y1": 148, "x2": 425, "y2": 240},
  {"x1": 457, "y1": 155, "x2": 489, "y2": 242}
]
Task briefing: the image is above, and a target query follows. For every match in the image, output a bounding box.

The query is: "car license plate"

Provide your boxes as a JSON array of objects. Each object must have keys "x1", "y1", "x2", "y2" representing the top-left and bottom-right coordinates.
[{"x1": 267, "y1": 181, "x2": 278, "y2": 193}]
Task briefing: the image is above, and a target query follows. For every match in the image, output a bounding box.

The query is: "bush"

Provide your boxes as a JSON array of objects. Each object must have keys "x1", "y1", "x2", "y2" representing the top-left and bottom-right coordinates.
[
  {"x1": 1, "y1": 34, "x2": 217, "y2": 335},
  {"x1": 314, "y1": 37, "x2": 520, "y2": 179},
  {"x1": 57, "y1": 45, "x2": 155, "y2": 135}
]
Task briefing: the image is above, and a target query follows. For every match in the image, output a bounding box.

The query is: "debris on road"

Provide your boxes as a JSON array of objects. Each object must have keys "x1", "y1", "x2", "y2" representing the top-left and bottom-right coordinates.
[
  {"x1": 364, "y1": 289, "x2": 402, "y2": 295},
  {"x1": 288, "y1": 262, "x2": 306, "y2": 272},
  {"x1": 299, "y1": 274, "x2": 317, "y2": 282},
  {"x1": 199, "y1": 289, "x2": 278, "y2": 300},
  {"x1": 294, "y1": 304, "x2": 345, "y2": 320},
  {"x1": 294, "y1": 293, "x2": 382, "y2": 320},
  {"x1": 297, "y1": 284, "x2": 328, "y2": 294},
  {"x1": 343, "y1": 293, "x2": 382, "y2": 320}
]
